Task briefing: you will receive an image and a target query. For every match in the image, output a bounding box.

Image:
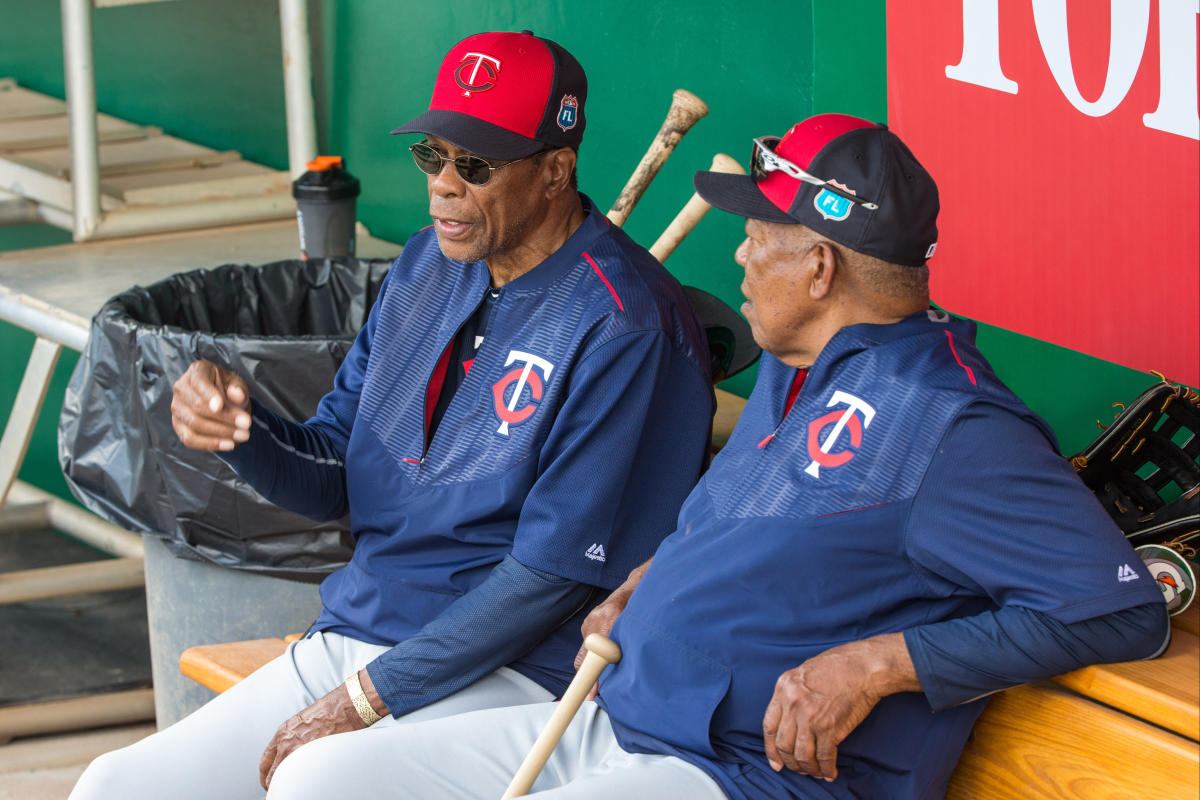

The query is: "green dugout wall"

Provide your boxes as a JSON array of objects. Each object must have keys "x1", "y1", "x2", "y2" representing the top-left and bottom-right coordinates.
[{"x1": 0, "y1": 0, "x2": 1178, "y2": 502}]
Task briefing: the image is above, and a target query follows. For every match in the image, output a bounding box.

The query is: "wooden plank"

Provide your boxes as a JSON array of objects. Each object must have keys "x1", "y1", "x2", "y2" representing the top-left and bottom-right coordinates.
[
  {"x1": 0, "y1": 219, "x2": 399, "y2": 326},
  {"x1": 95, "y1": 0, "x2": 183, "y2": 7},
  {"x1": 113, "y1": 164, "x2": 289, "y2": 205},
  {"x1": 0, "y1": 155, "x2": 123, "y2": 211},
  {"x1": 948, "y1": 682, "x2": 1199, "y2": 800},
  {"x1": 0, "y1": 113, "x2": 147, "y2": 151},
  {"x1": 0, "y1": 722, "x2": 154, "y2": 772},
  {"x1": 1051, "y1": 623, "x2": 1199, "y2": 741},
  {"x1": 0, "y1": 337, "x2": 61, "y2": 507},
  {"x1": 1173, "y1": 602, "x2": 1199, "y2": 637},
  {"x1": 0, "y1": 689, "x2": 155, "y2": 740},
  {"x1": 17, "y1": 135, "x2": 218, "y2": 174},
  {"x1": 70, "y1": 150, "x2": 242, "y2": 181},
  {"x1": 713, "y1": 388, "x2": 746, "y2": 450},
  {"x1": 0, "y1": 123, "x2": 155, "y2": 153},
  {"x1": 0, "y1": 501, "x2": 50, "y2": 533},
  {"x1": 0, "y1": 557, "x2": 145, "y2": 605},
  {"x1": 179, "y1": 638, "x2": 289, "y2": 694},
  {"x1": 0, "y1": 84, "x2": 66, "y2": 121}
]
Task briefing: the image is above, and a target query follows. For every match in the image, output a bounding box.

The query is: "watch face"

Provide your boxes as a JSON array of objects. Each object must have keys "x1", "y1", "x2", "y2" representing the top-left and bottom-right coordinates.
[{"x1": 1136, "y1": 544, "x2": 1196, "y2": 616}]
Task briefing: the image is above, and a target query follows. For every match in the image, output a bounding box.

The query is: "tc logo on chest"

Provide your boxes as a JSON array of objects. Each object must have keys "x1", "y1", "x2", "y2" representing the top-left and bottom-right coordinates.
[
  {"x1": 805, "y1": 390, "x2": 876, "y2": 478},
  {"x1": 492, "y1": 350, "x2": 555, "y2": 436}
]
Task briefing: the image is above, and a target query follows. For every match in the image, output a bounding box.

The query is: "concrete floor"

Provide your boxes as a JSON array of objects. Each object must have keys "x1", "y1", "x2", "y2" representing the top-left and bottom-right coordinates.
[{"x1": 0, "y1": 724, "x2": 154, "y2": 800}]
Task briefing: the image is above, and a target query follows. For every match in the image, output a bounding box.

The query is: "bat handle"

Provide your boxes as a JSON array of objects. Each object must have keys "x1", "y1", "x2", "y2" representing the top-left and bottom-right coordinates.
[
  {"x1": 649, "y1": 153, "x2": 746, "y2": 263},
  {"x1": 500, "y1": 634, "x2": 623, "y2": 799}
]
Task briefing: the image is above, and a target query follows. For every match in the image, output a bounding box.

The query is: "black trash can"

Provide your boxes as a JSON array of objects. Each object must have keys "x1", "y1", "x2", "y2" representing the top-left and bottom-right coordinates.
[
  {"x1": 59, "y1": 256, "x2": 392, "y2": 580},
  {"x1": 58, "y1": 256, "x2": 393, "y2": 724}
]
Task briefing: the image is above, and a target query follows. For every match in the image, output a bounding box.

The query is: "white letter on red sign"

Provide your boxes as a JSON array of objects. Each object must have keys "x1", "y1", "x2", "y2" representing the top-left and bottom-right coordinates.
[
  {"x1": 1031, "y1": 0, "x2": 1150, "y2": 117},
  {"x1": 946, "y1": 0, "x2": 1019, "y2": 94},
  {"x1": 1143, "y1": 0, "x2": 1200, "y2": 139}
]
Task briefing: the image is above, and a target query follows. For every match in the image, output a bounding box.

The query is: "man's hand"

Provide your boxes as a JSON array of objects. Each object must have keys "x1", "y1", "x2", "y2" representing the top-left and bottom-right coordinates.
[
  {"x1": 761, "y1": 632, "x2": 920, "y2": 782},
  {"x1": 573, "y1": 558, "x2": 652, "y2": 699},
  {"x1": 259, "y1": 668, "x2": 389, "y2": 789},
  {"x1": 171, "y1": 360, "x2": 252, "y2": 451}
]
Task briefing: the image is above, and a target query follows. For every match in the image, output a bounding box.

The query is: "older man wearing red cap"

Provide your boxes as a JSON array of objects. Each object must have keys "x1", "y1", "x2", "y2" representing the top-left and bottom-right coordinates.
[
  {"x1": 70, "y1": 31, "x2": 714, "y2": 800},
  {"x1": 324, "y1": 115, "x2": 1169, "y2": 799}
]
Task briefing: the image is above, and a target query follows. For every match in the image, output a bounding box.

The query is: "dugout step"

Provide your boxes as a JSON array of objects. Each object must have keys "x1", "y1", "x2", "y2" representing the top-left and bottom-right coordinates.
[{"x1": 0, "y1": 79, "x2": 293, "y2": 238}]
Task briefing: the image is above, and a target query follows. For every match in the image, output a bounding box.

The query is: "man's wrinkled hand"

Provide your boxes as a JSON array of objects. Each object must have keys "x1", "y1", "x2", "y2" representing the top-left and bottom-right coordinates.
[
  {"x1": 171, "y1": 360, "x2": 252, "y2": 452},
  {"x1": 259, "y1": 682, "x2": 367, "y2": 789},
  {"x1": 573, "y1": 559, "x2": 652, "y2": 699},
  {"x1": 761, "y1": 633, "x2": 917, "y2": 782},
  {"x1": 574, "y1": 592, "x2": 627, "y2": 701}
]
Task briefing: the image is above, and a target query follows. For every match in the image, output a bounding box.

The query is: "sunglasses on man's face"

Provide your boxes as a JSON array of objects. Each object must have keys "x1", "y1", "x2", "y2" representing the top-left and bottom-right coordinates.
[
  {"x1": 750, "y1": 137, "x2": 879, "y2": 211},
  {"x1": 409, "y1": 142, "x2": 540, "y2": 186}
]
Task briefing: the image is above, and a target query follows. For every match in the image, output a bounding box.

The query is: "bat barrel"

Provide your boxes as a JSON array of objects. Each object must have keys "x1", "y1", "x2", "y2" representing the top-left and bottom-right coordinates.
[{"x1": 607, "y1": 90, "x2": 709, "y2": 227}]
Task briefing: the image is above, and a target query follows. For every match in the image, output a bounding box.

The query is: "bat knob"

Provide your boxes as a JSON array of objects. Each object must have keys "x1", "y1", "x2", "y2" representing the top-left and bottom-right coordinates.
[
  {"x1": 710, "y1": 152, "x2": 746, "y2": 176},
  {"x1": 583, "y1": 633, "x2": 622, "y2": 664},
  {"x1": 672, "y1": 89, "x2": 710, "y2": 119}
]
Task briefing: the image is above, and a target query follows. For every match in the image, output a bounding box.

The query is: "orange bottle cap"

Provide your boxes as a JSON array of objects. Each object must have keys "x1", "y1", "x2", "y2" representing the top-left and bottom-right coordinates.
[{"x1": 306, "y1": 155, "x2": 345, "y2": 171}]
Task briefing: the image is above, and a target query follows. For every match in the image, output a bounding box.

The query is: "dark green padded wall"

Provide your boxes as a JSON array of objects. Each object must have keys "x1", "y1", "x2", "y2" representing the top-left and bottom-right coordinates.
[
  {"x1": 0, "y1": 0, "x2": 289, "y2": 169},
  {"x1": 0, "y1": 0, "x2": 1186, "y2": 505},
  {"x1": 320, "y1": 0, "x2": 822, "y2": 398}
]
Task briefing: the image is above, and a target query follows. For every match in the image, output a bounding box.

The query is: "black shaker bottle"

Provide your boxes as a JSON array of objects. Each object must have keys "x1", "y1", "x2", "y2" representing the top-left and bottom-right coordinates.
[{"x1": 292, "y1": 156, "x2": 361, "y2": 260}]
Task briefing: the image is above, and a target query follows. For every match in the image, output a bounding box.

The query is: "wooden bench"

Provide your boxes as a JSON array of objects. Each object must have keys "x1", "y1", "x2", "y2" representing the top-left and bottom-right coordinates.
[
  {"x1": 176, "y1": 387, "x2": 1199, "y2": 796},
  {"x1": 946, "y1": 605, "x2": 1198, "y2": 798},
  {"x1": 181, "y1": 605, "x2": 1199, "y2": 798}
]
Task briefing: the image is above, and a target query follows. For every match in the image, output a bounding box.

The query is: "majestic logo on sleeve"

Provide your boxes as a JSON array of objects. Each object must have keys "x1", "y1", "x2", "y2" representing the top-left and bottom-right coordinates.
[
  {"x1": 455, "y1": 52, "x2": 501, "y2": 95},
  {"x1": 492, "y1": 350, "x2": 555, "y2": 436},
  {"x1": 804, "y1": 390, "x2": 876, "y2": 478}
]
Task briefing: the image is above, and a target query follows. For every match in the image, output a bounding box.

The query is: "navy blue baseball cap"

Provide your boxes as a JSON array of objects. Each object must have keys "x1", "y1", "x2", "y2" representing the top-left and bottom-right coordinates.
[
  {"x1": 391, "y1": 31, "x2": 587, "y2": 161},
  {"x1": 694, "y1": 114, "x2": 940, "y2": 266}
]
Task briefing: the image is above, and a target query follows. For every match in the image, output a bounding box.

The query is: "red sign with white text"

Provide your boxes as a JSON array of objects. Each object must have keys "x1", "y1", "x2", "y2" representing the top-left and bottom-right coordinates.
[{"x1": 888, "y1": 0, "x2": 1199, "y2": 385}]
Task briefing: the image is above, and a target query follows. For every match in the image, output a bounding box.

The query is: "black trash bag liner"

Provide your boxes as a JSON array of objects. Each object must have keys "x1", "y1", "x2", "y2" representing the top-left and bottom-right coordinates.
[{"x1": 59, "y1": 257, "x2": 394, "y2": 582}]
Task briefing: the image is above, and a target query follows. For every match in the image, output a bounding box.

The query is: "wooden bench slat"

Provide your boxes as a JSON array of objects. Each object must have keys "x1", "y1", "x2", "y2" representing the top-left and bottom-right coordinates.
[
  {"x1": 1050, "y1": 621, "x2": 1199, "y2": 740},
  {"x1": 1172, "y1": 602, "x2": 1199, "y2": 637},
  {"x1": 177, "y1": 600, "x2": 1200, "y2": 800},
  {"x1": 179, "y1": 638, "x2": 289, "y2": 695},
  {"x1": 947, "y1": 682, "x2": 1200, "y2": 800}
]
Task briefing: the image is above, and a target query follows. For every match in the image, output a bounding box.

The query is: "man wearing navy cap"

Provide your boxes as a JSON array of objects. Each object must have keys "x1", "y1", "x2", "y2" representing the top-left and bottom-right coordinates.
[
  {"x1": 71, "y1": 31, "x2": 714, "y2": 799},
  {"x1": 341, "y1": 114, "x2": 1170, "y2": 799}
]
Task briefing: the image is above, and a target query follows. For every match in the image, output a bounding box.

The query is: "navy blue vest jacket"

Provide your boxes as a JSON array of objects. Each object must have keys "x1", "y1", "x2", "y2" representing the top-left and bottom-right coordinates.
[{"x1": 599, "y1": 310, "x2": 1159, "y2": 799}]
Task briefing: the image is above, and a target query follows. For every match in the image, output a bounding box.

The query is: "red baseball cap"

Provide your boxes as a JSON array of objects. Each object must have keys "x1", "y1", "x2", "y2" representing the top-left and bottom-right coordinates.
[
  {"x1": 694, "y1": 114, "x2": 940, "y2": 266},
  {"x1": 391, "y1": 31, "x2": 587, "y2": 161}
]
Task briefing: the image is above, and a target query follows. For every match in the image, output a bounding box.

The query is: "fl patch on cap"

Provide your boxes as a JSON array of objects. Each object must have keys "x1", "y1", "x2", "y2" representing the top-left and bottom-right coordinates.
[
  {"x1": 392, "y1": 30, "x2": 587, "y2": 161},
  {"x1": 694, "y1": 113, "x2": 940, "y2": 267}
]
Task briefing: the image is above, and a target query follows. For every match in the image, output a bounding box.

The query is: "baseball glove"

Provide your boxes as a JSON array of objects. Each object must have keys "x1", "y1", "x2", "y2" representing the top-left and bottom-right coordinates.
[{"x1": 1070, "y1": 379, "x2": 1200, "y2": 558}]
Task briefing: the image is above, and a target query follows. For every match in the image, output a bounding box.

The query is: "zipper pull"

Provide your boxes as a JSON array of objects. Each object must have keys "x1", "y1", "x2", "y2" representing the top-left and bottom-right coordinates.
[{"x1": 758, "y1": 425, "x2": 782, "y2": 449}]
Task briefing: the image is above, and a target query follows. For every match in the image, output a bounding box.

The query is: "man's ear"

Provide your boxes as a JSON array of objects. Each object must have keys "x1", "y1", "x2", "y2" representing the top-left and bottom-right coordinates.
[
  {"x1": 541, "y1": 148, "x2": 577, "y2": 196},
  {"x1": 808, "y1": 240, "x2": 839, "y2": 300}
]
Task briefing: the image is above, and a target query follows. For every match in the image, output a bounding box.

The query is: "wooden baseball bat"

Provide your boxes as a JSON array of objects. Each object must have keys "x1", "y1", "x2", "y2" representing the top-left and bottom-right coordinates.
[
  {"x1": 606, "y1": 89, "x2": 709, "y2": 227},
  {"x1": 500, "y1": 634, "x2": 623, "y2": 799},
  {"x1": 649, "y1": 152, "x2": 746, "y2": 263}
]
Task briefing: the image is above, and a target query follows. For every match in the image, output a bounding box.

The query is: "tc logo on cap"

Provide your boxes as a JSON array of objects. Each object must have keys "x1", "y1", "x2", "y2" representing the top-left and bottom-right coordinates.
[
  {"x1": 455, "y1": 52, "x2": 501, "y2": 96},
  {"x1": 813, "y1": 180, "x2": 857, "y2": 222}
]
